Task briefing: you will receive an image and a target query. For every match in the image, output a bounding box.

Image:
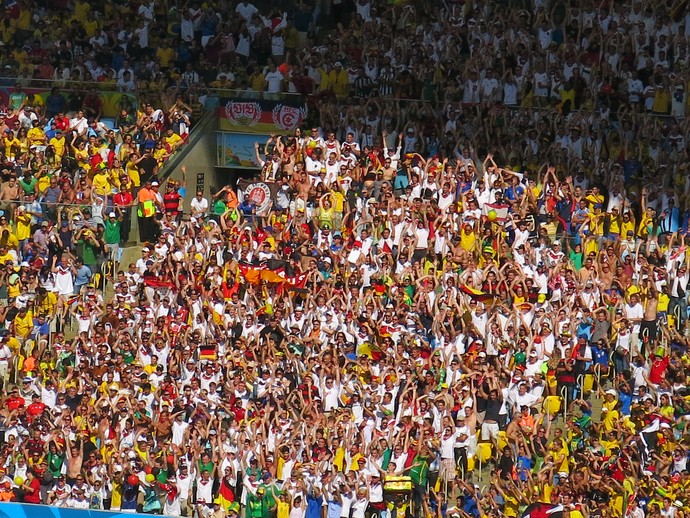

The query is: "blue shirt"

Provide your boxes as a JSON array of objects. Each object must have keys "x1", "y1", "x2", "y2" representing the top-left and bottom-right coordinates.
[
  {"x1": 306, "y1": 493, "x2": 323, "y2": 518},
  {"x1": 462, "y1": 495, "x2": 479, "y2": 518},
  {"x1": 618, "y1": 391, "x2": 632, "y2": 416},
  {"x1": 327, "y1": 499, "x2": 343, "y2": 518},
  {"x1": 591, "y1": 345, "x2": 609, "y2": 367},
  {"x1": 31, "y1": 318, "x2": 50, "y2": 338},
  {"x1": 74, "y1": 265, "x2": 92, "y2": 287}
]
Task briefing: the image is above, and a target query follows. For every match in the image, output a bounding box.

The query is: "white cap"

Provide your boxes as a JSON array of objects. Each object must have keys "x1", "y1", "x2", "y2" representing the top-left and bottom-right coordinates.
[
  {"x1": 151, "y1": 181, "x2": 159, "y2": 186},
  {"x1": 108, "y1": 212, "x2": 116, "y2": 218},
  {"x1": 605, "y1": 388, "x2": 617, "y2": 396}
]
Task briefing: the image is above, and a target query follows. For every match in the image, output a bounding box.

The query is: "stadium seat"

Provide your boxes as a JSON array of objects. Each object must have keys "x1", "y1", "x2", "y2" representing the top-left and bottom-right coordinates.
[
  {"x1": 582, "y1": 374, "x2": 594, "y2": 396},
  {"x1": 497, "y1": 431, "x2": 508, "y2": 451},
  {"x1": 543, "y1": 395, "x2": 562, "y2": 417},
  {"x1": 476, "y1": 442, "x2": 493, "y2": 472},
  {"x1": 466, "y1": 457, "x2": 475, "y2": 472}
]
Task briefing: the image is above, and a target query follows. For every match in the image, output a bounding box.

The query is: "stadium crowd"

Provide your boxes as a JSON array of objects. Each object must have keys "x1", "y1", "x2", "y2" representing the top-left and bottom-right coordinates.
[{"x1": 1, "y1": 0, "x2": 690, "y2": 517}]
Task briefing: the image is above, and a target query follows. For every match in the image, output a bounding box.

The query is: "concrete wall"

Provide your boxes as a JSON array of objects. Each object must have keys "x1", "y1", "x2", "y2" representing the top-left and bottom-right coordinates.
[{"x1": 164, "y1": 118, "x2": 221, "y2": 212}]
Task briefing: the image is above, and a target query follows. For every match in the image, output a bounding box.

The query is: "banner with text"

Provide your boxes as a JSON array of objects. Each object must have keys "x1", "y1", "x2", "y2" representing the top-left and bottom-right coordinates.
[{"x1": 217, "y1": 98, "x2": 308, "y2": 134}]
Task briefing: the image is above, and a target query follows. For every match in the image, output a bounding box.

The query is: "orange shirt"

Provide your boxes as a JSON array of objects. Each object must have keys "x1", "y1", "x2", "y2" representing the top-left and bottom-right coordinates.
[{"x1": 138, "y1": 187, "x2": 156, "y2": 203}]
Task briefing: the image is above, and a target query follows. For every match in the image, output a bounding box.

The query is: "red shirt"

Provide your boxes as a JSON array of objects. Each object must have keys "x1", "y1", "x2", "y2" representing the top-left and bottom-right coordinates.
[
  {"x1": 26, "y1": 401, "x2": 46, "y2": 419},
  {"x1": 54, "y1": 115, "x2": 70, "y2": 131},
  {"x1": 5, "y1": 396, "x2": 25, "y2": 412},
  {"x1": 114, "y1": 191, "x2": 134, "y2": 207},
  {"x1": 22, "y1": 477, "x2": 41, "y2": 504},
  {"x1": 649, "y1": 356, "x2": 670, "y2": 385}
]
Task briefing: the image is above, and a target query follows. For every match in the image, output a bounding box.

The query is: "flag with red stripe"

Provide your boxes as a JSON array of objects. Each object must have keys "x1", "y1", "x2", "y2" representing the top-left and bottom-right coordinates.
[{"x1": 460, "y1": 284, "x2": 497, "y2": 303}]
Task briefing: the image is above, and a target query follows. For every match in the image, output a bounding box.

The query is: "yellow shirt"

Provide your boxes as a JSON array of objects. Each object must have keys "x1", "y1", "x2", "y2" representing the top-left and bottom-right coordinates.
[
  {"x1": 585, "y1": 193, "x2": 604, "y2": 211},
  {"x1": 658, "y1": 293, "x2": 670, "y2": 312},
  {"x1": 7, "y1": 273, "x2": 21, "y2": 298},
  {"x1": 329, "y1": 190, "x2": 345, "y2": 213},
  {"x1": 16, "y1": 8, "x2": 31, "y2": 30},
  {"x1": 1, "y1": 232, "x2": 18, "y2": 249},
  {"x1": 14, "y1": 310, "x2": 34, "y2": 339},
  {"x1": 15, "y1": 212, "x2": 32, "y2": 241},
  {"x1": 556, "y1": 445, "x2": 570, "y2": 474},
  {"x1": 164, "y1": 133, "x2": 183, "y2": 150},
  {"x1": 37, "y1": 174, "x2": 51, "y2": 196},
  {"x1": 126, "y1": 163, "x2": 141, "y2": 187},
  {"x1": 38, "y1": 292, "x2": 57, "y2": 316},
  {"x1": 350, "y1": 453, "x2": 364, "y2": 471},
  {"x1": 503, "y1": 494, "x2": 519, "y2": 518},
  {"x1": 621, "y1": 218, "x2": 635, "y2": 238},
  {"x1": 277, "y1": 500, "x2": 290, "y2": 518},
  {"x1": 4, "y1": 137, "x2": 20, "y2": 160},
  {"x1": 156, "y1": 47, "x2": 175, "y2": 68},
  {"x1": 250, "y1": 73, "x2": 266, "y2": 91},
  {"x1": 652, "y1": 90, "x2": 670, "y2": 114},
  {"x1": 110, "y1": 480, "x2": 122, "y2": 510},
  {"x1": 74, "y1": 0, "x2": 90, "y2": 21},
  {"x1": 49, "y1": 136, "x2": 66, "y2": 158},
  {"x1": 153, "y1": 147, "x2": 168, "y2": 163},
  {"x1": 588, "y1": 213, "x2": 604, "y2": 235},
  {"x1": 27, "y1": 127, "x2": 45, "y2": 146},
  {"x1": 108, "y1": 168, "x2": 124, "y2": 189},
  {"x1": 608, "y1": 214, "x2": 621, "y2": 235},
  {"x1": 91, "y1": 172, "x2": 111, "y2": 196},
  {"x1": 333, "y1": 446, "x2": 345, "y2": 472}
]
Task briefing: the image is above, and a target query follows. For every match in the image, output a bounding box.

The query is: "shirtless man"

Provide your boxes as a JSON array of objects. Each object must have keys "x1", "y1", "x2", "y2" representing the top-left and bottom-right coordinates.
[
  {"x1": 380, "y1": 156, "x2": 396, "y2": 182},
  {"x1": 0, "y1": 176, "x2": 20, "y2": 214},
  {"x1": 65, "y1": 439, "x2": 84, "y2": 485},
  {"x1": 291, "y1": 164, "x2": 310, "y2": 203},
  {"x1": 640, "y1": 278, "x2": 658, "y2": 356},
  {"x1": 58, "y1": 180, "x2": 76, "y2": 205}
]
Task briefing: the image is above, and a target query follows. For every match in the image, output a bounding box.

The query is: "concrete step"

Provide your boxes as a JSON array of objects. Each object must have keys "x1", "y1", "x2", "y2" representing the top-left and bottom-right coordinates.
[{"x1": 590, "y1": 395, "x2": 604, "y2": 422}]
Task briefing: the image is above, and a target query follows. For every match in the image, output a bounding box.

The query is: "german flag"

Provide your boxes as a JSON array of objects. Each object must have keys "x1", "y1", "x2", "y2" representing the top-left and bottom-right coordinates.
[
  {"x1": 460, "y1": 284, "x2": 497, "y2": 303},
  {"x1": 199, "y1": 340, "x2": 217, "y2": 361},
  {"x1": 216, "y1": 477, "x2": 235, "y2": 510}
]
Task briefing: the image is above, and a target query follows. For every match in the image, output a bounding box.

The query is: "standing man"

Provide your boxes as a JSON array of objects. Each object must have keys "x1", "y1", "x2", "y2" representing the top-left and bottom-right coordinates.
[
  {"x1": 137, "y1": 180, "x2": 160, "y2": 243},
  {"x1": 113, "y1": 184, "x2": 134, "y2": 245},
  {"x1": 104, "y1": 209, "x2": 124, "y2": 269}
]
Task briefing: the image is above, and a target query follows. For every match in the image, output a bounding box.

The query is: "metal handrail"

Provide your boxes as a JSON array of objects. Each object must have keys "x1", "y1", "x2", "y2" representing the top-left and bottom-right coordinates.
[
  {"x1": 1, "y1": 75, "x2": 682, "y2": 125},
  {"x1": 559, "y1": 385, "x2": 568, "y2": 422},
  {"x1": 593, "y1": 363, "x2": 602, "y2": 389}
]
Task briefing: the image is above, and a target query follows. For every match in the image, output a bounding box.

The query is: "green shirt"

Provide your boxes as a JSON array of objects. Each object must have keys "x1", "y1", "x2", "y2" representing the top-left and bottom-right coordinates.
[
  {"x1": 408, "y1": 454, "x2": 429, "y2": 486},
  {"x1": 104, "y1": 219, "x2": 121, "y2": 244},
  {"x1": 9, "y1": 91, "x2": 26, "y2": 111},
  {"x1": 248, "y1": 494, "x2": 269, "y2": 518},
  {"x1": 18, "y1": 176, "x2": 38, "y2": 195},
  {"x1": 78, "y1": 238, "x2": 98, "y2": 267},
  {"x1": 213, "y1": 198, "x2": 227, "y2": 216}
]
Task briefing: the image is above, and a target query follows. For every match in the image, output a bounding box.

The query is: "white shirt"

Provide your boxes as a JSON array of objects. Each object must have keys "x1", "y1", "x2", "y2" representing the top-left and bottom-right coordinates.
[
  {"x1": 69, "y1": 116, "x2": 88, "y2": 135},
  {"x1": 190, "y1": 196, "x2": 209, "y2": 216},
  {"x1": 265, "y1": 70, "x2": 284, "y2": 93}
]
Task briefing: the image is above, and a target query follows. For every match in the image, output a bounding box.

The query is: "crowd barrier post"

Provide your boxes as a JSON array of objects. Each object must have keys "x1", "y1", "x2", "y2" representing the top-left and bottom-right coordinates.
[{"x1": 559, "y1": 385, "x2": 568, "y2": 422}]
